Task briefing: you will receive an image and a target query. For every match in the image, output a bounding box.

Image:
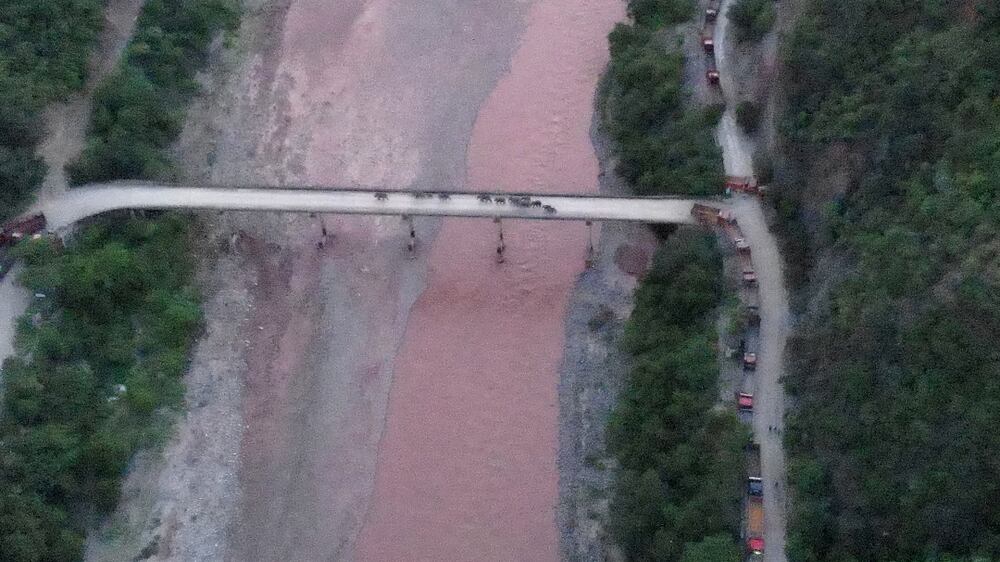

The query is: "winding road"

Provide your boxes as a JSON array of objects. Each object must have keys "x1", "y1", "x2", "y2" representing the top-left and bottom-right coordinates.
[
  {"x1": 30, "y1": 183, "x2": 714, "y2": 229},
  {"x1": 714, "y1": 0, "x2": 790, "y2": 559}
]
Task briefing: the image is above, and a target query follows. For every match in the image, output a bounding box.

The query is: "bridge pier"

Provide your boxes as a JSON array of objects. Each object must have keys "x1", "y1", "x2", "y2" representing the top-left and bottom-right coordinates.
[
  {"x1": 585, "y1": 220, "x2": 595, "y2": 268},
  {"x1": 403, "y1": 214, "x2": 416, "y2": 255},
  {"x1": 494, "y1": 217, "x2": 505, "y2": 263}
]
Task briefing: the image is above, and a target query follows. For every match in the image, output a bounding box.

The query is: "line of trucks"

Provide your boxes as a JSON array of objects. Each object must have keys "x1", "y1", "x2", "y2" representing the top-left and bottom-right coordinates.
[
  {"x1": 692, "y1": 200, "x2": 765, "y2": 560},
  {"x1": 703, "y1": 0, "x2": 721, "y2": 86}
]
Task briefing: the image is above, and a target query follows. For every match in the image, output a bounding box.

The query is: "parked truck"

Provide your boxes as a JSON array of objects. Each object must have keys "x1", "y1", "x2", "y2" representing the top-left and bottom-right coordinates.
[
  {"x1": 747, "y1": 443, "x2": 763, "y2": 497},
  {"x1": 706, "y1": 59, "x2": 720, "y2": 86},
  {"x1": 737, "y1": 392, "x2": 754, "y2": 423},
  {"x1": 744, "y1": 302, "x2": 760, "y2": 327},
  {"x1": 705, "y1": 0, "x2": 720, "y2": 21},
  {"x1": 747, "y1": 496, "x2": 765, "y2": 559},
  {"x1": 738, "y1": 251, "x2": 757, "y2": 286},
  {"x1": 691, "y1": 203, "x2": 721, "y2": 226},
  {"x1": 0, "y1": 214, "x2": 46, "y2": 248},
  {"x1": 702, "y1": 22, "x2": 716, "y2": 54},
  {"x1": 725, "y1": 176, "x2": 760, "y2": 194}
]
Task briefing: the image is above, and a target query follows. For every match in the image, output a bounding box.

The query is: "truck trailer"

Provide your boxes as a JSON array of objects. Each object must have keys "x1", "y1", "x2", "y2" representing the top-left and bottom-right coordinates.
[
  {"x1": 747, "y1": 443, "x2": 763, "y2": 497},
  {"x1": 0, "y1": 214, "x2": 46, "y2": 248},
  {"x1": 747, "y1": 496, "x2": 765, "y2": 559}
]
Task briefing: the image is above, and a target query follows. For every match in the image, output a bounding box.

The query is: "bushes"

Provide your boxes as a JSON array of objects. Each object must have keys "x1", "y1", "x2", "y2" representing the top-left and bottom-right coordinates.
[
  {"x1": 602, "y1": 3, "x2": 737, "y2": 558},
  {"x1": 735, "y1": 101, "x2": 761, "y2": 133},
  {"x1": 626, "y1": 0, "x2": 695, "y2": 28},
  {"x1": 603, "y1": 18, "x2": 724, "y2": 197},
  {"x1": 728, "y1": 0, "x2": 775, "y2": 43},
  {"x1": 0, "y1": 0, "x2": 105, "y2": 219},
  {"x1": 776, "y1": 1, "x2": 1000, "y2": 560},
  {"x1": 608, "y1": 232, "x2": 749, "y2": 561},
  {"x1": 0, "y1": 215, "x2": 202, "y2": 561},
  {"x1": 68, "y1": 0, "x2": 239, "y2": 185}
]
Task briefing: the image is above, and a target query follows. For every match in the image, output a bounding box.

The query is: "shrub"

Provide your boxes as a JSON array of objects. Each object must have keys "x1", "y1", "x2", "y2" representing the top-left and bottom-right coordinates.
[
  {"x1": 728, "y1": 0, "x2": 775, "y2": 43},
  {"x1": 0, "y1": 145, "x2": 45, "y2": 214},
  {"x1": 626, "y1": 0, "x2": 695, "y2": 28},
  {"x1": 735, "y1": 100, "x2": 761, "y2": 133},
  {"x1": 603, "y1": 29, "x2": 724, "y2": 196}
]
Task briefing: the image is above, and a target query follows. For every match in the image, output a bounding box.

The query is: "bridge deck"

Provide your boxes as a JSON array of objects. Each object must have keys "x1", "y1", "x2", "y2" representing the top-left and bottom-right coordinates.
[{"x1": 35, "y1": 184, "x2": 722, "y2": 229}]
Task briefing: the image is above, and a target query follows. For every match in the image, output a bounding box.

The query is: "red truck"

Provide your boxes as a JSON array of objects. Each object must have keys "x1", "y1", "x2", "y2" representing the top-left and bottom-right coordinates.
[
  {"x1": 706, "y1": 59, "x2": 720, "y2": 86},
  {"x1": 702, "y1": 22, "x2": 716, "y2": 54},
  {"x1": 747, "y1": 495, "x2": 765, "y2": 559},
  {"x1": 737, "y1": 392, "x2": 754, "y2": 411},
  {"x1": 691, "y1": 203, "x2": 722, "y2": 226},
  {"x1": 705, "y1": 0, "x2": 720, "y2": 21},
  {"x1": 0, "y1": 214, "x2": 46, "y2": 248},
  {"x1": 725, "y1": 176, "x2": 760, "y2": 194}
]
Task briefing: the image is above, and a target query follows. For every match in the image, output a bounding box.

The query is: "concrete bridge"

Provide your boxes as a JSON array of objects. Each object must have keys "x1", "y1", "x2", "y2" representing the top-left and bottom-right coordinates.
[{"x1": 33, "y1": 183, "x2": 718, "y2": 230}]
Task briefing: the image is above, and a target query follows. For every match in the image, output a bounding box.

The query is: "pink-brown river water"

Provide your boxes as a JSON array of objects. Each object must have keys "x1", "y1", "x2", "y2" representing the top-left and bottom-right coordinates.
[{"x1": 354, "y1": 0, "x2": 623, "y2": 560}]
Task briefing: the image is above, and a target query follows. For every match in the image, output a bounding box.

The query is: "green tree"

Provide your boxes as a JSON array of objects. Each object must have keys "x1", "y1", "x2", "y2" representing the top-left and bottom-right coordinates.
[
  {"x1": 679, "y1": 534, "x2": 741, "y2": 562},
  {"x1": 728, "y1": 0, "x2": 775, "y2": 42}
]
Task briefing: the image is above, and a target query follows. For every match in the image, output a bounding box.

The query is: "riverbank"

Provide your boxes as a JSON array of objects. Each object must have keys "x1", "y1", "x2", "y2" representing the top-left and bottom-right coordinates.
[{"x1": 557, "y1": 98, "x2": 660, "y2": 560}]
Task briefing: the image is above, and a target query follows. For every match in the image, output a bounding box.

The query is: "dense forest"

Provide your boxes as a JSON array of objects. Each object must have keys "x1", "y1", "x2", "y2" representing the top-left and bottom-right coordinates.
[
  {"x1": 773, "y1": 1, "x2": 1000, "y2": 560},
  {"x1": 602, "y1": 0, "x2": 723, "y2": 197},
  {"x1": 0, "y1": 217, "x2": 202, "y2": 560},
  {"x1": 602, "y1": 2, "x2": 747, "y2": 560},
  {"x1": 68, "y1": 0, "x2": 238, "y2": 183},
  {"x1": 608, "y1": 233, "x2": 748, "y2": 561},
  {"x1": 0, "y1": 0, "x2": 104, "y2": 219}
]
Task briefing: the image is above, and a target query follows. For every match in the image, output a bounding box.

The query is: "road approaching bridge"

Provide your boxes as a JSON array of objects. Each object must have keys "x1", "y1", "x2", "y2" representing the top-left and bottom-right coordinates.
[{"x1": 33, "y1": 183, "x2": 718, "y2": 230}]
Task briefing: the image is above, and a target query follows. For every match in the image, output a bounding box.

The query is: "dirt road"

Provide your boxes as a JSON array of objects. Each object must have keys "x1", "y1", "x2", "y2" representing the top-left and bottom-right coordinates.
[
  {"x1": 0, "y1": 265, "x2": 30, "y2": 398},
  {"x1": 715, "y1": 0, "x2": 790, "y2": 559},
  {"x1": 714, "y1": 0, "x2": 756, "y2": 177}
]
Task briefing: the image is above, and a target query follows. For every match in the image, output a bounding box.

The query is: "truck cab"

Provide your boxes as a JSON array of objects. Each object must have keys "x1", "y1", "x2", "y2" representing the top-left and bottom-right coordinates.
[
  {"x1": 737, "y1": 393, "x2": 754, "y2": 411},
  {"x1": 735, "y1": 237, "x2": 751, "y2": 253}
]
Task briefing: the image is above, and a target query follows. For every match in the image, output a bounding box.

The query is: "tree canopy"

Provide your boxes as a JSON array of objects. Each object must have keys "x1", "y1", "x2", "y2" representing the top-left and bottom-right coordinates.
[{"x1": 774, "y1": 1, "x2": 1000, "y2": 560}]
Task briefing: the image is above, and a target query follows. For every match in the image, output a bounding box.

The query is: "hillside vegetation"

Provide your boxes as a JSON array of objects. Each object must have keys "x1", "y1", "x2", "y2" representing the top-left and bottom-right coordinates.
[
  {"x1": 68, "y1": 0, "x2": 238, "y2": 184},
  {"x1": 0, "y1": 0, "x2": 105, "y2": 219},
  {"x1": 0, "y1": 217, "x2": 202, "y2": 561},
  {"x1": 609, "y1": 232, "x2": 748, "y2": 562},
  {"x1": 601, "y1": 2, "x2": 744, "y2": 560},
  {"x1": 602, "y1": 0, "x2": 723, "y2": 197},
  {"x1": 774, "y1": 1, "x2": 1000, "y2": 560}
]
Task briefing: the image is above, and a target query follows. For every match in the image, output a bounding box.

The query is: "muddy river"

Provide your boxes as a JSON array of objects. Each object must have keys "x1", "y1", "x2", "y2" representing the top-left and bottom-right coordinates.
[{"x1": 354, "y1": 1, "x2": 622, "y2": 560}]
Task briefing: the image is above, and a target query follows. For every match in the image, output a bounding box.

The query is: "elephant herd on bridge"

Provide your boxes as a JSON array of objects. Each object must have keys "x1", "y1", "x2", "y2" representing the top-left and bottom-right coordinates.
[{"x1": 372, "y1": 191, "x2": 557, "y2": 214}]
